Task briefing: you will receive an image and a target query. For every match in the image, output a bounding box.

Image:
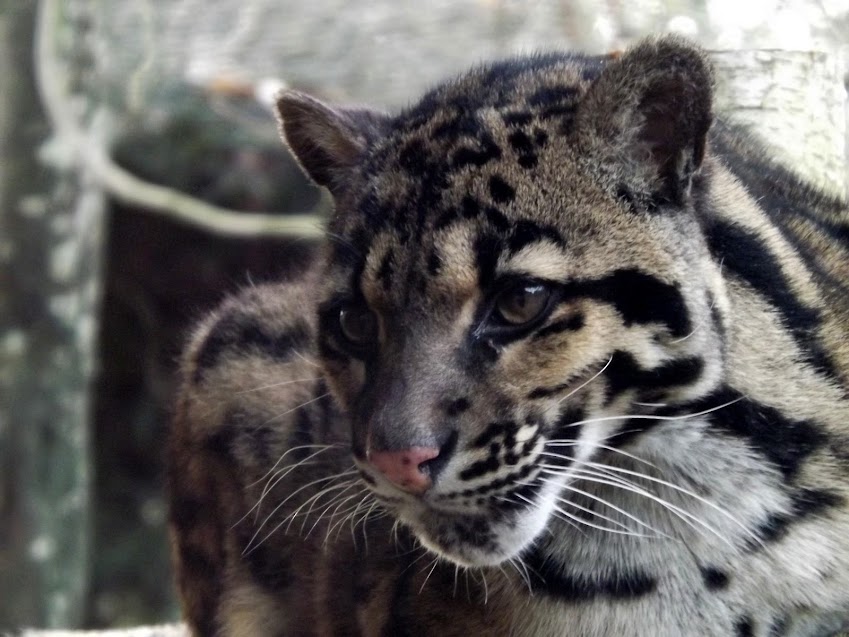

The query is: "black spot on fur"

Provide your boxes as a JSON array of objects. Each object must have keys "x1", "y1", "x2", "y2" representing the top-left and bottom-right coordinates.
[
  {"x1": 735, "y1": 616, "x2": 754, "y2": 637},
  {"x1": 534, "y1": 129, "x2": 549, "y2": 147},
  {"x1": 434, "y1": 195, "x2": 483, "y2": 231},
  {"x1": 398, "y1": 139, "x2": 428, "y2": 176},
  {"x1": 528, "y1": 85, "x2": 579, "y2": 107},
  {"x1": 518, "y1": 154, "x2": 539, "y2": 169},
  {"x1": 451, "y1": 136, "x2": 502, "y2": 169},
  {"x1": 452, "y1": 146, "x2": 496, "y2": 169},
  {"x1": 508, "y1": 130, "x2": 534, "y2": 154},
  {"x1": 489, "y1": 175, "x2": 516, "y2": 203},
  {"x1": 502, "y1": 111, "x2": 533, "y2": 127},
  {"x1": 540, "y1": 104, "x2": 577, "y2": 121},
  {"x1": 484, "y1": 206, "x2": 511, "y2": 232},
  {"x1": 446, "y1": 397, "x2": 471, "y2": 417},
  {"x1": 700, "y1": 566, "x2": 730, "y2": 590},
  {"x1": 462, "y1": 195, "x2": 482, "y2": 219},
  {"x1": 524, "y1": 550, "x2": 657, "y2": 601},
  {"x1": 508, "y1": 219, "x2": 565, "y2": 254}
]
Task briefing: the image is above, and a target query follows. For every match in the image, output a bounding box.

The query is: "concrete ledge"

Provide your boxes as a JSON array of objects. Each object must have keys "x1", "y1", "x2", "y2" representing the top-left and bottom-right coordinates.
[{"x1": 16, "y1": 626, "x2": 187, "y2": 637}]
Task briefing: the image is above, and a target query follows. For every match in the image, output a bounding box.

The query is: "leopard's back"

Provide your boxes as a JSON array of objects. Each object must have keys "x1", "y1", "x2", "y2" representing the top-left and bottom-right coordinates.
[{"x1": 169, "y1": 37, "x2": 849, "y2": 637}]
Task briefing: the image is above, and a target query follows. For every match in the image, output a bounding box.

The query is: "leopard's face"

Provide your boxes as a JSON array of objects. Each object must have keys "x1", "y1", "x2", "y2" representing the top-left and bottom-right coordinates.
[{"x1": 281, "y1": 39, "x2": 720, "y2": 566}]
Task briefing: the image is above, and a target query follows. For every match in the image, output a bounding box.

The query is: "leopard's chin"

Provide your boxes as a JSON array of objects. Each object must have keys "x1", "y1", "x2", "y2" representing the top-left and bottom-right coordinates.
[{"x1": 396, "y1": 491, "x2": 558, "y2": 567}]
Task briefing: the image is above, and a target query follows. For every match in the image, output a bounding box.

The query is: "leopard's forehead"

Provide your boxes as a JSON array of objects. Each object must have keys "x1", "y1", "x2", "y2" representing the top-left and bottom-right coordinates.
[{"x1": 325, "y1": 53, "x2": 638, "y2": 306}]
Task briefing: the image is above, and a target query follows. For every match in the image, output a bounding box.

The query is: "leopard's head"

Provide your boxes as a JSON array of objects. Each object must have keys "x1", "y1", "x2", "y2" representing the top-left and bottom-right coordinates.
[{"x1": 276, "y1": 36, "x2": 726, "y2": 566}]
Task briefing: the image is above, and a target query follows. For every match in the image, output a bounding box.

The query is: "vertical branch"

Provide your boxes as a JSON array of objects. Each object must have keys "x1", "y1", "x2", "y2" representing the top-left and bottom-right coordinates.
[{"x1": 0, "y1": 0, "x2": 103, "y2": 627}]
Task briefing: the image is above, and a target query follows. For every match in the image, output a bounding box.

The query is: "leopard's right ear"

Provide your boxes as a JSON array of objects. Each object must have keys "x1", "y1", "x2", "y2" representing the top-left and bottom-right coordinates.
[{"x1": 274, "y1": 90, "x2": 390, "y2": 194}]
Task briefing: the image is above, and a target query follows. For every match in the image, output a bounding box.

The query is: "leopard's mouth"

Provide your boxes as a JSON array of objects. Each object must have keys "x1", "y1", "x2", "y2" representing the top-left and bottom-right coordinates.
[{"x1": 366, "y1": 475, "x2": 561, "y2": 567}]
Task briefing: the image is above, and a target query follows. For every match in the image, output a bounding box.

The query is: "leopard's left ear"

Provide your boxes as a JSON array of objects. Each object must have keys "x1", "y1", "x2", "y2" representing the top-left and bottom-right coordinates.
[
  {"x1": 575, "y1": 36, "x2": 713, "y2": 207},
  {"x1": 274, "y1": 90, "x2": 390, "y2": 196}
]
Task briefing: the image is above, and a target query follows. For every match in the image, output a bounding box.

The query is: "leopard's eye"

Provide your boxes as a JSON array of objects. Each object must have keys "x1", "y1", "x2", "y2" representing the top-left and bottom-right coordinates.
[
  {"x1": 494, "y1": 282, "x2": 552, "y2": 326},
  {"x1": 339, "y1": 305, "x2": 378, "y2": 345}
]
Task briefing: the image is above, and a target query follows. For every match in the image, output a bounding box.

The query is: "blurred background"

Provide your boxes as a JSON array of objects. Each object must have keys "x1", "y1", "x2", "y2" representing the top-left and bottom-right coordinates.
[{"x1": 1, "y1": 0, "x2": 847, "y2": 630}]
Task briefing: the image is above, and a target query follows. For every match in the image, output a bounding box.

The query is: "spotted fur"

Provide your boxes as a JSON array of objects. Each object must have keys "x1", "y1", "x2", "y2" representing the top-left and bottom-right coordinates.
[{"x1": 168, "y1": 37, "x2": 849, "y2": 636}]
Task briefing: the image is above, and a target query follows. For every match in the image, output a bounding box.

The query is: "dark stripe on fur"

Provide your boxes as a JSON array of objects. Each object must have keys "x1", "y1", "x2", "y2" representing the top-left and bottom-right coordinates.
[
  {"x1": 605, "y1": 352, "x2": 704, "y2": 402},
  {"x1": 561, "y1": 269, "x2": 692, "y2": 337},
  {"x1": 547, "y1": 407, "x2": 585, "y2": 461},
  {"x1": 194, "y1": 314, "x2": 311, "y2": 384},
  {"x1": 508, "y1": 219, "x2": 565, "y2": 253},
  {"x1": 381, "y1": 532, "x2": 419, "y2": 637},
  {"x1": 524, "y1": 549, "x2": 657, "y2": 601},
  {"x1": 653, "y1": 388, "x2": 830, "y2": 482},
  {"x1": 753, "y1": 488, "x2": 844, "y2": 548},
  {"x1": 703, "y1": 219, "x2": 837, "y2": 379},
  {"x1": 234, "y1": 525, "x2": 294, "y2": 592},
  {"x1": 472, "y1": 421, "x2": 517, "y2": 448},
  {"x1": 176, "y1": 543, "x2": 223, "y2": 637},
  {"x1": 444, "y1": 462, "x2": 537, "y2": 499},
  {"x1": 474, "y1": 232, "x2": 502, "y2": 288},
  {"x1": 706, "y1": 389, "x2": 828, "y2": 481},
  {"x1": 286, "y1": 408, "x2": 315, "y2": 463}
]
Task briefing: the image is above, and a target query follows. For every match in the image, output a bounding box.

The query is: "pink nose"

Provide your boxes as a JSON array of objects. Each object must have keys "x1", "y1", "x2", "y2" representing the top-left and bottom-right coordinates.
[{"x1": 368, "y1": 447, "x2": 441, "y2": 495}]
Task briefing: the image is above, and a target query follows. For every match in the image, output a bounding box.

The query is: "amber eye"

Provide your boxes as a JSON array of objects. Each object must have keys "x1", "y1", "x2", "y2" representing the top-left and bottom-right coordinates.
[
  {"x1": 494, "y1": 282, "x2": 552, "y2": 326},
  {"x1": 338, "y1": 305, "x2": 378, "y2": 345}
]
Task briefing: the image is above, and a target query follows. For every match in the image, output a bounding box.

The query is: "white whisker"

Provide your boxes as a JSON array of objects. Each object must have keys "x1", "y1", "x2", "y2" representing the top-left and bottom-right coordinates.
[
  {"x1": 556, "y1": 355, "x2": 614, "y2": 405},
  {"x1": 235, "y1": 377, "x2": 321, "y2": 394},
  {"x1": 263, "y1": 392, "x2": 331, "y2": 425}
]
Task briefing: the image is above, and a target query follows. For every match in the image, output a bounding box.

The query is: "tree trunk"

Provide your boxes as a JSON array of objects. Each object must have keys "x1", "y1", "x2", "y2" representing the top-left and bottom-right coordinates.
[
  {"x1": 712, "y1": 49, "x2": 847, "y2": 196},
  {"x1": 0, "y1": 0, "x2": 104, "y2": 628}
]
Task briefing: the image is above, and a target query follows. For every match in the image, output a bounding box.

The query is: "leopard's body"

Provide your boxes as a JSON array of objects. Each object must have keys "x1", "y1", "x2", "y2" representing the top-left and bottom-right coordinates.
[{"x1": 168, "y1": 37, "x2": 849, "y2": 636}]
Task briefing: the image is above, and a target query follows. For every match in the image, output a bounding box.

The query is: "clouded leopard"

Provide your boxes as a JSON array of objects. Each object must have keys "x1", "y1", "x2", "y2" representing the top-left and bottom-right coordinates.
[{"x1": 167, "y1": 36, "x2": 849, "y2": 636}]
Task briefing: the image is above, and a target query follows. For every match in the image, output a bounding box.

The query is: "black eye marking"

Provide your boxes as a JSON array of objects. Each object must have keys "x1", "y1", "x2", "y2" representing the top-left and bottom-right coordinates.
[{"x1": 446, "y1": 398, "x2": 471, "y2": 417}]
